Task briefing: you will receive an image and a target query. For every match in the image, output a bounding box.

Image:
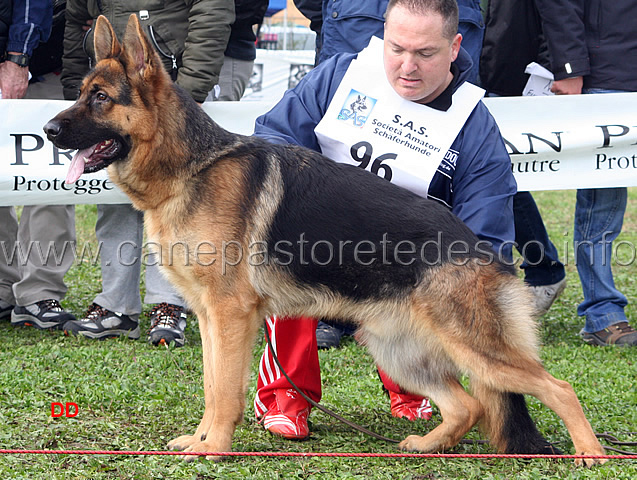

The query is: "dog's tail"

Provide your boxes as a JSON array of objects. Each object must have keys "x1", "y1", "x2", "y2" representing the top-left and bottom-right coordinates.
[{"x1": 472, "y1": 383, "x2": 561, "y2": 454}]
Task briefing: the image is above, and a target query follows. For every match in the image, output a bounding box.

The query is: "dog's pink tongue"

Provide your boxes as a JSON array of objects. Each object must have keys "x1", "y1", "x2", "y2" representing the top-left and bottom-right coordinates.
[{"x1": 65, "y1": 147, "x2": 93, "y2": 184}]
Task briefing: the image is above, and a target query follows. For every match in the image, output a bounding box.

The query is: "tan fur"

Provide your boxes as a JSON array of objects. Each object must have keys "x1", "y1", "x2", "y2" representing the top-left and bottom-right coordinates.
[{"x1": 45, "y1": 14, "x2": 606, "y2": 467}]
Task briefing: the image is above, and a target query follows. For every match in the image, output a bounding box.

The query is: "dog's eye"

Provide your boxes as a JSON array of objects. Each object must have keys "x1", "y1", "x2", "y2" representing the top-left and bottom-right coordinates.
[{"x1": 96, "y1": 92, "x2": 109, "y2": 102}]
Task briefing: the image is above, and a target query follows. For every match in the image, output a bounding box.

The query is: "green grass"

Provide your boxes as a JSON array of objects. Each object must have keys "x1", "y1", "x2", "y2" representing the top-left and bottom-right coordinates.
[{"x1": 1, "y1": 192, "x2": 636, "y2": 479}]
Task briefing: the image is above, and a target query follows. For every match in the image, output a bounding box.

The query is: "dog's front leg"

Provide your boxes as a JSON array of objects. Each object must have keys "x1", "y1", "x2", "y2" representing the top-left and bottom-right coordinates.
[
  {"x1": 171, "y1": 298, "x2": 261, "y2": 461},
  {"x1": 167, "y1": 307, "x2": 216, "y2": 453}
]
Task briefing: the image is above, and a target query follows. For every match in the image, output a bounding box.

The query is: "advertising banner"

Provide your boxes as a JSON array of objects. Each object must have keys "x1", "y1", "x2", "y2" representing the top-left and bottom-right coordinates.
[{"x1": 2, "y1": 92, "x2": 637, "y2": 206}]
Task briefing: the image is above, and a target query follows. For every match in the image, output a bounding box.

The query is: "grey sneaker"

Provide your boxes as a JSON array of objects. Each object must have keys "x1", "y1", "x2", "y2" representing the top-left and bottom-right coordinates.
[
  {"x1": 0, "y1": 299, "x2": 14, "y2": 320},
  {"x1": 529, "y1": 277, "x2": 567, "y2": 316},
  {"x1": 63, "y1": 303, "x2": 140, "y2": 340},
  {"x1": 11, "y1": 299, "x2": 76, "y2": 329},
  {"x1": 147, "y1": 303, "x2": 187, "y2": 347}
]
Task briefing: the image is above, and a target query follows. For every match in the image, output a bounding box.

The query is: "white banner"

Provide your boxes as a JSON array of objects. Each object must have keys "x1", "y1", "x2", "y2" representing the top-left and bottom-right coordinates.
[
  {"x1": 2, "y1": 93, "x2": 637, "y2": 206},
  {"x1": 486, "y1": 92, "x2": 637, "y2": 191}
]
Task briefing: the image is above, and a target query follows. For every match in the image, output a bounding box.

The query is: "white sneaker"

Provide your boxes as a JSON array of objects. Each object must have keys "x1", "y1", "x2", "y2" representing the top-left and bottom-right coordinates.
[{"x1": 529, "y1": 278, "x2": 567, "y2": 316}]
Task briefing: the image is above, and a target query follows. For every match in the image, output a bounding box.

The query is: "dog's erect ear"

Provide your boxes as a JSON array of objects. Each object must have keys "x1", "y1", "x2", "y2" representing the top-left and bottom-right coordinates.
[
  {"x1": 94, "y1": 15, "x2": 121, "y2": 62},
  {"x1": 121, "y1": 13, "x2": 159, "y2": 79}
]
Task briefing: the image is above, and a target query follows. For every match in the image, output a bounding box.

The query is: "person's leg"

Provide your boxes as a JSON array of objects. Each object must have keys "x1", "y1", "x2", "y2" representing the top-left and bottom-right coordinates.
[
  {"x1": 574, "y1": 188, "x2": 636, "y2": 345},
  {"x1": 10, "y1": 205, "x2": 76, "y2": 329},
  {"x1": 144, "y1": 259, "x2": 184, "y2": 306},
  {"x1": 255, "y1": 316, "x2": 321, "y2": 439},
  {"x1": 12, "y1": 205, "x2": 75, "y2": 304},
  {"x1": 63, "y1": 204, "x2": 141, "y2": 339},
  {"x1": 145, "y1": 255, "x2": 188, "y2": 347},
  {"x1": 514, "y1": 192, "x2": 565, "y2": 285},
  {"x1": 378, "y1": 368, "x2": 433, "y2": 421},
  {"x1": 0, "y1": 207, "x2": 20, "y2": 310},
  {"x1": 216, "y1": 56, "x2": 255, "y2": 101},
  {"x1": 513, "y1": 191, "x2": 567, "y2": 315},
  {"x1": 93, "y1": 204, "x2": 144, "y2": 317},
  {"x1": 574, "y1": 187, "x2": 627, "y2": 331}
]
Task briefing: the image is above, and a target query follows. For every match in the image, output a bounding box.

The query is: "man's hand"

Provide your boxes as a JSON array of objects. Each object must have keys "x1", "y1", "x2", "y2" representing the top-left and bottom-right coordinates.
[
  {"x1": 0, "y1": 55, "x2": 30, "y2": 99},
  {"x1": 551, "y1": 76, "x2": 583, "y2": 95}
]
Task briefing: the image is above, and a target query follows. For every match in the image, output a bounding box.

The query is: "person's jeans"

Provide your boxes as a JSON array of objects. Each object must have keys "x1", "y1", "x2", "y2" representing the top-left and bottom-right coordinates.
[
  {"x1": 574, "y1": 187, "x2": 628, "y2": 333},
  {"x1": 513, "y1": 191, "x2": 566, "y2": 286},
  {"x1": 575, "y1": 88, "x2": 630, "y2": 333}
]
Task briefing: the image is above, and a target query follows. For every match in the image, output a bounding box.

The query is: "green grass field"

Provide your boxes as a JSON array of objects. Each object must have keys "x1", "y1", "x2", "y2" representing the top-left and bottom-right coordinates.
[{"x1": 0, "y1": 190, "x2": 635, "y2": 479}]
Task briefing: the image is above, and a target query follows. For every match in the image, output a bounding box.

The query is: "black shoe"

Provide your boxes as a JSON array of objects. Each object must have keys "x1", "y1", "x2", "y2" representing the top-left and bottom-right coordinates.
[
  {"x1": 11, "y1": 299, "x2": 75, "y2": 329},
  {"x1": 147, "y1": 302, "x2": 187, "y2": 347},
  {"x1": 316, "y1": 321, "x2": 344, "y2": 349},
  {"x1": 63, "y1": 303, "x2": 140, "y2": 339},
  {"x1": 0, "y1": 299, "x2": 14, "y2": 320}
]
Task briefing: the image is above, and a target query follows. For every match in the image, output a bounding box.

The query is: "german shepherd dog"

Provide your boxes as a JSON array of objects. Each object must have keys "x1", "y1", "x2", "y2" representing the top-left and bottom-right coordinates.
[{"x1": 45, "y1": 15, "x2": 605, "y2": 466}]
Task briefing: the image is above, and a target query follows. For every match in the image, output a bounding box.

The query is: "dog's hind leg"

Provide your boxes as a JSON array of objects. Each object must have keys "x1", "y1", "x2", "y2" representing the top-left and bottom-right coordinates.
[
  {"x1": 472, "y1": 361, "x2": 606, "y2": 466},
  {"x1": 399, "y1": 378, "x2": 483, "y2": 453},
  {"x1": 419, "y1": 266, "x2": 604, "y2": 465},
  {"x1": 170, "y1": 296, "x2": 262, "y2": 461},
  {"x1": 517, "y1": 370, "x2": 605, "y2": 467}
]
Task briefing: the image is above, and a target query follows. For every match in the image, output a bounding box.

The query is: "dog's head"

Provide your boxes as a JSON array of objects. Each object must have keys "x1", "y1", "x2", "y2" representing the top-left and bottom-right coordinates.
[
  {"x1": 350, "y1": 95, "x2": 367, "y2": 113},
  {"x1": 44, "y1": 14, "x2": 168, "y2": 184}
]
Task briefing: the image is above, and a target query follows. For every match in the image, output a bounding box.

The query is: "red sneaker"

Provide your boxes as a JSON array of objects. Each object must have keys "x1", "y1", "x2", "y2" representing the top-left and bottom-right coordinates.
[
  {"x1": 389, "y1": 391, "x2": 433, "y2": 421},
  {"x1": 262, "y1": 389, "x2": 311, "y2": 440}
]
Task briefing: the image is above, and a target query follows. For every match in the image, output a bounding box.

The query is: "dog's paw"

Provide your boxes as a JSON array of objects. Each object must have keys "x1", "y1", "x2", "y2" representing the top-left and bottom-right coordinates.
[
  {"x1": 167, "y1": 434, "x2": 200, "y2": 452},
  {"x1": 181, "y1": 441, "x2": 227, "y2": 462},
  {"x1": 398, "y1": 435, "x2": 428, "y2": 452},
  {"x1": 574, "y1": 448, "x2": 608, "y2": 467}
]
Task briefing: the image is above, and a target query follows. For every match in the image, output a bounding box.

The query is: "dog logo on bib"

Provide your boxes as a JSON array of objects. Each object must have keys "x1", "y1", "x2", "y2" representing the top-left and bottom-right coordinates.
[{"x1": 337, "y1": 89, "x2": 377, "y2": 128}]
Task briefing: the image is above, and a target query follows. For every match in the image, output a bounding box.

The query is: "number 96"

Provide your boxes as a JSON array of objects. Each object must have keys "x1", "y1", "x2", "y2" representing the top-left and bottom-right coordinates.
[{"x1": 350, "y1": 141, "x2": 396, "y2": 181}]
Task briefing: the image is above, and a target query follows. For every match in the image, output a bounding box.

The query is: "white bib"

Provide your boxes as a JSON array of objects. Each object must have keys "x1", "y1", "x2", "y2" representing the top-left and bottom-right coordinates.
[{"x1": 315, "y1": 37, "x2": 484, "y2": 198}]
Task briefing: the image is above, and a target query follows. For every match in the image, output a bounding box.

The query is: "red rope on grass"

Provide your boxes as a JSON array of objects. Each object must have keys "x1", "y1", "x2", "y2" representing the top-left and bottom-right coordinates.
[{"x1": 0, "y1": 449, "x2": 635, "y2": 459}]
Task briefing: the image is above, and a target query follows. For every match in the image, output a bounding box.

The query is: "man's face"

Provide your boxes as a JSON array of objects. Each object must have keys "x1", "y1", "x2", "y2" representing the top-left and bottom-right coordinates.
[{"x1": 383, "y1": 5, "x2": 461, "y2": 104}]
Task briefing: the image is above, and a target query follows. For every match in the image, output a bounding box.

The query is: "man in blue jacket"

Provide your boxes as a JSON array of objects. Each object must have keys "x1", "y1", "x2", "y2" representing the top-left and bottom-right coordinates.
[{"x1": 253, "y1": 0, "x2": 517, "y2": 439}]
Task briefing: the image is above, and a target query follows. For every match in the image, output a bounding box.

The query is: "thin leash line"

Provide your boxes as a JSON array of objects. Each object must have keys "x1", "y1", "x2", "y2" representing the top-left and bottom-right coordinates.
[{"x1": 0, "y1": 449, "x2": 635, "y2": 459}]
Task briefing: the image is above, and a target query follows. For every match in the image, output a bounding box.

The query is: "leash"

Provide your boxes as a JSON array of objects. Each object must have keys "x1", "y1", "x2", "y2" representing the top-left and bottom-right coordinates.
[
  {"x1": 263, "y1": 321, "x2": 637, "y2": 455},
  {"x1": 595, "y1": 432, "x2": 637, "y2": 455}
]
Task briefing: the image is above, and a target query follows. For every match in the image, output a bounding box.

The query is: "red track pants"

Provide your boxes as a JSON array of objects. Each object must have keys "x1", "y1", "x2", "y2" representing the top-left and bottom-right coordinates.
[{"x1": 254, "y1": 315, "x2": 414, "y2": 417}]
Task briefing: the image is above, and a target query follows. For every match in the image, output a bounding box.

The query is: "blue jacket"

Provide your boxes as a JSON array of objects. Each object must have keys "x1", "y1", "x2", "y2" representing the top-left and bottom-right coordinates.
[
  {"x1": 6, "y1": 0, "x2": 51, "y2": 56},
  {"x1": 254, "y1": 47, "x2": 516, "y2": 257}
]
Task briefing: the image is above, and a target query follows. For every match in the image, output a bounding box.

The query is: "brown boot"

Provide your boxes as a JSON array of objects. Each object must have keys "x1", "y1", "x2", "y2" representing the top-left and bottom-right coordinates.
[{"x1": 581, "y1": 321, "x2": 637, "y2": 346}]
